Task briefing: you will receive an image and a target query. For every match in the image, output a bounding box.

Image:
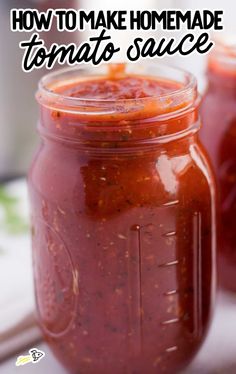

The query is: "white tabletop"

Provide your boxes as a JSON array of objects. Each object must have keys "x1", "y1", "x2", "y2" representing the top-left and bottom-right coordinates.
[{"x1": 1, "y1": 291, "x2": 236, "y2": 374}]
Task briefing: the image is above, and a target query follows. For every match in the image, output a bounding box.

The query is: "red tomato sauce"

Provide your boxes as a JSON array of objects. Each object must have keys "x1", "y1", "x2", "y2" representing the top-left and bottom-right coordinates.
[
  {"x1": 29, "y1": 64, "x2": 216, "y2": 373},
  {"x1": 59, "y1": 76, "x2": 182, "y2": 101},
  {"x1": 201, "y1": 45, "x2": 236, "y2": 291}
]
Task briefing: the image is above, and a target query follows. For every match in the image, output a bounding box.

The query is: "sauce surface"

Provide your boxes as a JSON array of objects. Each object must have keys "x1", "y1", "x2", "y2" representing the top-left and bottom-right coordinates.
[
  {"x1": 59, "y1": 76, "x2": 181, "y2": 101},
  {"x1": 54, "y1": 64, "x2": 181, "y2": 101}
]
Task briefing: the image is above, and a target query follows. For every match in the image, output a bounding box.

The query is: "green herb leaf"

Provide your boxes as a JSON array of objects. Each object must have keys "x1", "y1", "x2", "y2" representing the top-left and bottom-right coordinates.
[{"x1": 0, "y1": 186, "x2": 29, "y2": 235}]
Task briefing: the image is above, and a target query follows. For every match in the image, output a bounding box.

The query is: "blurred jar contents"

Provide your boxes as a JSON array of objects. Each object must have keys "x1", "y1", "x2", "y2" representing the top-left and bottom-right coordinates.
[
  {"x1": 29, "y1": 63, "x2": 216, "y2": 373},
  {"x1": 201, "y1": 40, "x2": 236, "y2": 291}
]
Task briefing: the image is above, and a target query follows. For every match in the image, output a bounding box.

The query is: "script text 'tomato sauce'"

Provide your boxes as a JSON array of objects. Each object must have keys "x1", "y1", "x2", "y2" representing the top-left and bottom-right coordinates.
[{"x1": 28, "y1": 64, "x2": 216, "y2": 373}]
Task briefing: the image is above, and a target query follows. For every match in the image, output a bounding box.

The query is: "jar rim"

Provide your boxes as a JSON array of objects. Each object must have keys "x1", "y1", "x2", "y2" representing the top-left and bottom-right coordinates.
[
  {"x1": 36, "y1": 62, "x2": 197, "y2": 118},
  {"x1": 208, "y1": 36, "x2": 236, "y2": 71}
]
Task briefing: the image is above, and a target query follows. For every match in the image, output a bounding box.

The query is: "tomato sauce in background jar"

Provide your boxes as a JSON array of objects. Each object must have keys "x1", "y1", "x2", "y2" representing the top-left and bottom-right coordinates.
[
  {"x1": 200, "y1": 41, "x2": 236, "y2": 292},
  {"x1": 28, "y1": 63, "x2": 216, "y2": 374}
]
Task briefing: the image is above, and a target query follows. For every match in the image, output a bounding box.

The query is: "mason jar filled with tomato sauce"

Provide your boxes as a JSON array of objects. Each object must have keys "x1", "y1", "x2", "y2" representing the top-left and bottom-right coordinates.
[
  {"x1": 201, "y1": 41, "x2": 236, "y2": 292},
  {"x1": 28, "y1": 63, "x2": 216, "y2": 374}
]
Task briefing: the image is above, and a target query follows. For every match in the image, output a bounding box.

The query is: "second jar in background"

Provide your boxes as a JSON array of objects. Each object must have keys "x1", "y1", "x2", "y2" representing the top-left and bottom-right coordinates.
[{"x1": 201, "y1": 42, "x2": 236, "y2": 291}]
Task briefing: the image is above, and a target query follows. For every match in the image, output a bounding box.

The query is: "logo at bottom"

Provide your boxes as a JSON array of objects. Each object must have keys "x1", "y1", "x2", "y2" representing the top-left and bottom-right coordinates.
[{"x1": 16, "y1": 348, "x2": 45, "y2": 366}]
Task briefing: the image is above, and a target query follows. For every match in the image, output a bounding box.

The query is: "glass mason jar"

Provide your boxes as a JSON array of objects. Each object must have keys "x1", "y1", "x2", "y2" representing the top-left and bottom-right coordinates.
[
  {"x1": 200, "y1": 42, "x2": 236, "y2": 291},
  {"x1": 28, "y1": 64, "x2": 216, "y2": 374}
]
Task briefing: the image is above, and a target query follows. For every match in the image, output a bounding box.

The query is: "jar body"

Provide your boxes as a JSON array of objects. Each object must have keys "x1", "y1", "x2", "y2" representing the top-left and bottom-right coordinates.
[
  {"x1": 201, "y1": 73, "x2": 236, "y2": 291},
  {"x1": 28, "y1": 133, "x2": 215, "y2": 373}
]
